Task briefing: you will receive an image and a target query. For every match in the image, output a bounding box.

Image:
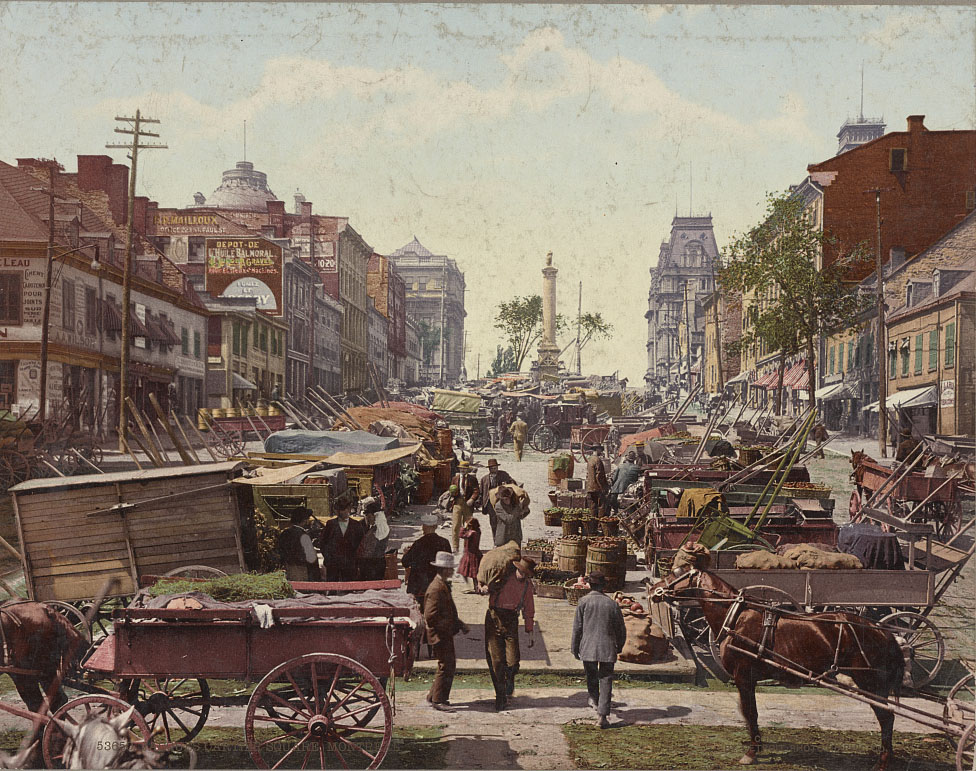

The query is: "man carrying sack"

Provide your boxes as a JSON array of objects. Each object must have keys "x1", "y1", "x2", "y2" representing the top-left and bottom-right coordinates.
[
  {"x1": 571, "y1": 571, "x2": 626, "y2": 729},
  {"x1": 450, "y1": 460, "x2": 480, "y2": 553},
  {"x1": 484, "y1": 556, "x2": 536, "y2": 711},
  {"x1": 423, "y1": 551, "x2": 470, "y2": 712}
]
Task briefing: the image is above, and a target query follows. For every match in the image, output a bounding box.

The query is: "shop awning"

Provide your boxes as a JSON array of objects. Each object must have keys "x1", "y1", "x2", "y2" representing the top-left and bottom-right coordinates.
[
  {"x1": 754, "y1": 368, "x2": 783, "y2": 388},
  {"x1": 725, "y1": 371, "x2": 751, "y2": 385},
  {"x1": 864, "y1": 385, "x2": 937, "y2": 413},
  {"x1": 815, "y1": 382, "x2": 850, "y2": 401},
  {"x1": 232, "y1": 373, "x2": 257, "y2": 391},
  {"x1": 783, "y1": 361, "x2": 808, "y2": 389}
]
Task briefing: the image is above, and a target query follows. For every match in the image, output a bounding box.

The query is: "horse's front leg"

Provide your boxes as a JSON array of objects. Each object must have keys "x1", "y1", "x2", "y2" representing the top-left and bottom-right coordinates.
[
  {"x1": 871, "y1": 705, "x2": 895, "y2": 771},
  {"x1": 735, "y1": 678, "x2": 762, "y2": 765}
]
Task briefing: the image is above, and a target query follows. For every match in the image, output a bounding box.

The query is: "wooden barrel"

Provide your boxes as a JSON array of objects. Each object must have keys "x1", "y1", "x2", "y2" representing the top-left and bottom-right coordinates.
[
  {"x1": 547, "y1": 455, "x2": 574, "y2": 486},
  {"x1": 556, "y1": 538, "x2": 588, "y2": 574},
  {"x1": 256, "y1": 405, "x2": 269, "y2": 416},
  {"x1": 433, "y1": 461, "x2": 453, "y2": 494},
  {"x1": 436, "y1": 429, "x2": 453, "y2": 458},
  {"x1": 413, "y1": 470, "x2": 434, "y2": 504},
  {"x1": 586, "y1": 543, "x2": 623, "y2": 591}
]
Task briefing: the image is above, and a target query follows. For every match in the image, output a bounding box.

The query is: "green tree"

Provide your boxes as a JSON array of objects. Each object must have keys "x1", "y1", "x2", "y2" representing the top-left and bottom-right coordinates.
[
  {"x1": 559, "y1": 312, "x2": 614, "y2": 368},
  {"x1": 417, "y1": 320, "x2": 441, "y2": 369},
  {"x1": 719, "y1": 191, "x2": 872, "y2": 408},
  {"x1": 493, "y1": 295, "x2": 543, "y2": 372},
  {"x1": 486, "y1": 345, "x2": 517, "y2": 377}
]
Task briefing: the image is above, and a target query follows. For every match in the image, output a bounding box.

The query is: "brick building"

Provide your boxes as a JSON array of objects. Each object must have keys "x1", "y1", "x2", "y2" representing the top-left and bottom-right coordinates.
[
  {"x1": 701, "y1": 289, "x2": 742, "y2": 397},
  {"x1": 808, "y1": 115, "x2": 976, "y2": 281},
  {"x1": 367, "y1": 253, "x2": 406, "y2": 382}
]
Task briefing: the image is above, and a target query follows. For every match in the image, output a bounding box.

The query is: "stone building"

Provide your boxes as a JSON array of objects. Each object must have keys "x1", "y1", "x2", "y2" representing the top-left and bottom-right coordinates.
[
  {"x1": 644, "y1": 216, "x2": 720, "y2": 388},
  {"x1": 313, "y1": 290, "x2": 343, "y2": 395},
  {"x1": 390, "y1": 237, "x2": 466, "y2": 385},
  {"x1": 367, "y1": 301, "x2": 389, "y2": 391},
  {"x1": 0, "y1": 157, "x2": 208, "y2": 430},
  {"x1": 701, "y1": 289, "x2": 742, "y2": 397},
  {"x1": 404, "y1": 316, "x2": 422, "y2": 387},
  {"x1": 367, "y1": 253, "x2": 406, "y2": 383}
]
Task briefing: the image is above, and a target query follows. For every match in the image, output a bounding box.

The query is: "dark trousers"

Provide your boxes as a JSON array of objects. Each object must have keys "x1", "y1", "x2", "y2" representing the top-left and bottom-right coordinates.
[
  {"x1": 588, "y1": 490, "x2": 606, "y2": 519},
  {"x1": 583, "y1": 660, "x2": 615, "y2": 717},
  {"x1": 429, "y1": 638, "x2": 457, "y2": 704},
  {"x1": 484, "y1": 608, "x2": 520, "y2": 699}
]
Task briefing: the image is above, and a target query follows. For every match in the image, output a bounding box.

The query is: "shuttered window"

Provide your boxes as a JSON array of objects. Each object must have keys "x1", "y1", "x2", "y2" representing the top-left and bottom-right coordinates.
[
  {"x1": 914, "y1": 334, "x2": 924, "y2": 374},
  {"x1": 929, "y1": 330, "x2": 938, "y2": 370},
  {"x1": 945, "y1": 323, "x2": 956, "y2": 367}
]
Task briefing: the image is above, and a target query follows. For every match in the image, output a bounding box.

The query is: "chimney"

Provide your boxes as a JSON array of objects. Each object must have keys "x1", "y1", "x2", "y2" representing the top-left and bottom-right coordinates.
[
  {"x1": 300, "y1": 201, "x2": 313, "y2": 220},
  {"x1": 77, "y1": 155, "x2": 112, "y2": 193},
  {"x1": 146, "y1": 201, "x2": 159, "y2": 234},
  {"x1": 889, "y1": 246, "x2": 906, "y2": 271},
  {"x1": 108, "y1": 164, "x2": 130, "y2": 225},
  {"x1": 266, "y1": 200, "x2": 286, "y2": 238},
  {"x1": 133, "y1": 196, "x2": 149, "y2": 236},
  {"x1": 907, "y1": 115, "x2": 926, "y2": 133}
]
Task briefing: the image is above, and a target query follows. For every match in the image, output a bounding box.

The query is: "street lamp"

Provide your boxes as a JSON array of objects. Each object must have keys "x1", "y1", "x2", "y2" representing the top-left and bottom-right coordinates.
[{"x1": 38, "y1": 243, "x2": 101, "y2": 421}]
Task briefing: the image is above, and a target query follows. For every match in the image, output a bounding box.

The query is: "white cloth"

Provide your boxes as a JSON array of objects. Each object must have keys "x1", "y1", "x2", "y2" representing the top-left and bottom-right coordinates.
[
  {"x1": 253, "y1": 604, "x2": 275, "y2": 629},
  {"x1": 373, "y1": 511, "x2": 390, "y2": 542}
]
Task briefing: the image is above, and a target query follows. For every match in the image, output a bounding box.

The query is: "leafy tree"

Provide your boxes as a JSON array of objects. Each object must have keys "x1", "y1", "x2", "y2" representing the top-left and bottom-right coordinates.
[
  {"x1": 417, "y1": 320, "x2": 441, "y2": 368},
  {"x1": 559, "y1": 312, "x2": 615, "y2": 367},
  {"x1": 493, "y1": 295, "x2": 543, "y2": 372},
  {"x1": 719, "y1": 191, "x2": 872, "y2": 408},
  {"x1": 487, "y1": 345, "x2": 517, "y2": 377}
]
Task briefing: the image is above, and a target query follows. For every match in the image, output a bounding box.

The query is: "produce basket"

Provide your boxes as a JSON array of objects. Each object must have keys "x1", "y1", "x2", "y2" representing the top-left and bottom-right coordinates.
[
  {"x1": 561, "y1": 518, "x2": 582, "y2": 536},
  {"x1": 581, "y1": 517, "x2": 600, "y2": 536},
  {"x1": 564, "y1": 579, "x2": 591, "y2": 606},
  {"x1": 544, "y1": 507, "x2": 563, "y2": 527},
  {"x1": 599, "y1": 518, "x2": 620, "y2": 537}
]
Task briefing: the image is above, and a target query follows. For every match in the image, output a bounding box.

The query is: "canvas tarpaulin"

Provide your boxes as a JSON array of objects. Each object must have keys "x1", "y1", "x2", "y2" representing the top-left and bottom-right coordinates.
[
  {"x1": 264, "y1": 430, "x2": 400, "y2": 457},
  {"x1": 431, "y1": 389, "x2": 481, "y2": 414}
]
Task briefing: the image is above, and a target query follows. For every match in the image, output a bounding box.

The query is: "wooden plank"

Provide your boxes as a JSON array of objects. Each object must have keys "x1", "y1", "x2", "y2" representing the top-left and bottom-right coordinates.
[
  {"x1": 32, "y1": 573, "x2": 135, "y2": 603},
  {"x1": 136, "y1": 549, "x2": 243, "y2": 568},
  {"x1": 33, "y1": 558, "x2": 133, "y2": 578},
  {"x1": 29, "y1": 546, "x2": 131, "y2": 567},
  {"x1": 126, "y1": 537, "x2": 239, "y2": 559},
  {"x1": 149, "y1": 393, "x2": 194, "y2": 465}
]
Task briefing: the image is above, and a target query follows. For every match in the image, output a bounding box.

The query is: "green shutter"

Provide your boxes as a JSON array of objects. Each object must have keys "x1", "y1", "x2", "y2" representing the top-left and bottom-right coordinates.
[
  {"x1": 232, "y1": 323, "x2": 240, "y2": 356},
  {"x1": 181, "y1": 328, "x2": 189, "y2": 356},
  {"x1": 901, "y1": 342, "x2": 909, "y2": 376},
  {"x1": 866, "y1": 336, "x2": 873, "y2": 363},
  {"x1": 945, "y1": 323, "x2": 956, "y2": 367},
  {"x1": 929, "y1": 330, "x2": 938, "y2": 370},
  {"x1": 194, "y1": 331, "x2": 201, "y2": 359},
  {"x1": 829, "y1": 346, "x2": 835, "y2": 375},
  {"x1": 847, "y1": 340, "x2": 854, "y2": 369},
  {"x1": 914, "y1": 334, "x2": 924, "y2": 373},
  {"x1": 889, "y1": 348, "x2": 897, "y2": 379}
]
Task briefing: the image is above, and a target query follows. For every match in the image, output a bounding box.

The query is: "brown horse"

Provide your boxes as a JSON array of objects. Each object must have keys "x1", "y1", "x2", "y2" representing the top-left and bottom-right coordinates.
[
  {"x1": 0, "y1": 601, "x2": 85, "y2": 716},
  {"x1": 651, "y1": 567, "x2": 905, "y2": 769}
]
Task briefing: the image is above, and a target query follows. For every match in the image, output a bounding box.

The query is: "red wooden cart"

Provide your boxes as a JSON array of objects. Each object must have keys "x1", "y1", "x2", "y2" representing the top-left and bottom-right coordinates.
[
  {"x1": 46, "y1": 581, "x2": 418, "y2": 769},
  {"x1": 850, "y1": 457, "x2": 963, "y2": 538}
]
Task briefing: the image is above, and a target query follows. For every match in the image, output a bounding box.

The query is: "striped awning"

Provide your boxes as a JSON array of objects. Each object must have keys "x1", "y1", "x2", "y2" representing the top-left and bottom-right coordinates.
[
  {"x1": 783, "y1": 361, "x2": 807, "y2": 388},
  {"x1": 755, "y1": 368, "x2": 784, "y2": 388}
]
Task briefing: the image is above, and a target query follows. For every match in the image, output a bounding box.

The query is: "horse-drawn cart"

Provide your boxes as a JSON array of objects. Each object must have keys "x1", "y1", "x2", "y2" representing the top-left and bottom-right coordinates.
[
  {"x1": 52, "y1": 582, "x2": 419, "y2": 769},
  {"x1": 430, "y1": 389, "x2": 490, "y2": 453}
]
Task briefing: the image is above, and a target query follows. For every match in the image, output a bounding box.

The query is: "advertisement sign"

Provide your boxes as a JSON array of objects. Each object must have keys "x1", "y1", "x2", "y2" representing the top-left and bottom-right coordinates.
[
  {"x1": 205, "y1": 237, "x2": 283, "y2": 315},
  {"x1": 941, "y1": 379, "x2": 955, "y2": 408},
  {"x1": 154, "y1": 212, "x2": 225, "y2": 236}
]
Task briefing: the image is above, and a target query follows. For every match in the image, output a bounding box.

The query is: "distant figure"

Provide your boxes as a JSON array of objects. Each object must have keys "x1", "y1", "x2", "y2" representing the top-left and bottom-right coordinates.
[
  {"x1": 492, "y1": 484, "x2": 531, "y2": 548},
  {"x1": 895, "y1": 427, "x2": 920, "y2": 462},
  {"x1": 608, "y1": 451, "x2": 641, "y2": 514},
  {"x1": 317, "y1": 491, "x2": 365, "y2": 581},
  {"x1": 496, "y1": 411, "x2": 510, "y2": 447},
  {"x1": 356, "y1": 497, "x2": 389, "y2": 581},
  {"x1": 450, "y1": 460, "x2": 480, "y2": 553},
  {"x1": 812, "y1": 422, "x2": 829, "y2": 459},
  {"x1": 479, "y1": 459, "x2": 516, "y2": 536},
  {"x1": 278, "y1": 507, "x2": 320, "y2": 581},
  {"x1": 510, "y1": 414, "x2": 529, "y2": 461},
  {"x1": 402, "y1": 513, "x2": 451, "y2": 611},
  {"x1": 586, "y1": 446, "x2": 610, "y2": 519}
]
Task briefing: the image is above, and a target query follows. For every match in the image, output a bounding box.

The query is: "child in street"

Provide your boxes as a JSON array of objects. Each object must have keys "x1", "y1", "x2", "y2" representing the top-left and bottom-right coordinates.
[{"x1": 457, "y1": 517, "x2": 483, "y2": 593}]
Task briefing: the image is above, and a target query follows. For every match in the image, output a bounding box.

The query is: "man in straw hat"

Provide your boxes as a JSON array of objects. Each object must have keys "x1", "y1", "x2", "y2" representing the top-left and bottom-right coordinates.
[
  {"x1": 571, "y1": 571, "x2": 626, "y2": 729},
  {"x1": 423, "y1": 551, "x2": 470, "y2": 711},
  {"x1": 484, "y1": 556, "x2": 536, "y2": 711},
  {"x1": 402, "y1": 512, "x2": 451, "y2": 610}
]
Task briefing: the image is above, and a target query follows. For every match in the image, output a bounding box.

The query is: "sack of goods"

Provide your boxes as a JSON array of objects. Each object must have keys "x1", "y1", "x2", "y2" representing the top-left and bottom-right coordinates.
[
  {"x1": 782, "y1": 543, "x2": 863, "y2": 570},
  {"x1": 478, "y1": 540, "x2": 521, "y2": 592},
  {"x1": 734, "y1": 550, "x2": 797, "y2": 570},
  {"x1": 613, "y1": 593, "x2": 669, "y2": 665}
]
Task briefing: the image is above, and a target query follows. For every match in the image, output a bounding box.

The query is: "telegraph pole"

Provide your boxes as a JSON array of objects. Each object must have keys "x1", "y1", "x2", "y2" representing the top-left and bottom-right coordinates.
[
  {"x1": 576, "y1": 280, "x2": 582, "y2": 375},
  {"x1": 35, "y1": 163, "x2": 67, "y2": 422},
  {"x1": 439, "y1": 260, "x2": 446, "y2": 385},
  {"x1": 106, "y1": 110, "x2": 166, "y2": 449},
  {"x1": 867, "y1": 189, "x2": 888, "y2": 457},
  {"x1": 683, "y1": 281, "x2": 693, "y2": 394}
]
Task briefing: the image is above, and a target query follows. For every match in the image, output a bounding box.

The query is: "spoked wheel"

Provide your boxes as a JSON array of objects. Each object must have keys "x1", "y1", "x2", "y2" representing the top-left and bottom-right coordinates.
[
  {"x1": 211, "y1": 430, "x2": 246, "y2": 459},
  {"x1": 121, "y1": 677, "x2": 211, "y2": 747},
  {"x1": 880, "y1": 611, "x2": 945, "y2": 690},
  {"x1": 42, "y1": 694, "x2": 152, "y2": 769},
  {"x1": 957, "y1": 724, "x2": 974, "y2": 771},
  {"x1": 44, "y1": 601, "x2": 93, "y2": 664},
  {"x1": 677, "y1": 605, "x2": 711, "y2": 652},
  {"x1": 945, "y1": 673, "x2": 975, "y2": 730},
  {"x1": 163, "y1": 565, "x2": 229, "y2": 580},
  {"x1": 739, "y1": 585, "x2": 802, "y2": 612},
  {"x1": 245, "y1": 653, "x2": 392, "y2": 770},
  {"x1": 530, "y1": 425, "x2": 559, "y2": 454},
  {"x1": 933, "y1": 500, "x2": 963, "y2": 540},
  {"x1": 469, "y1": 428, "x2": 490, "y2": 454}
]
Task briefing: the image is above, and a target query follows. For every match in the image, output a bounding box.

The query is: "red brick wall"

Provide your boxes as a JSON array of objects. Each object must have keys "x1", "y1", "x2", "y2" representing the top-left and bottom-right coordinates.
[{"x1": 809, "y1": 116, "x2": 976, "y2": 281}]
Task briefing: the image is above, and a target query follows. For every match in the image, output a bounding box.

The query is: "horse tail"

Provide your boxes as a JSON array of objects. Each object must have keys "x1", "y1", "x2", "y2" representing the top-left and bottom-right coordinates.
[{"x1": 886, "y1": 631, "x2": 906, "y2": 699}]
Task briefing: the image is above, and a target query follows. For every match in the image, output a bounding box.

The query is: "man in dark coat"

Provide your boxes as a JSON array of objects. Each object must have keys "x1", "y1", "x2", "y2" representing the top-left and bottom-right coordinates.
[
  {"x1": 450, "y1": 460, "x2": 480, "y2": 552},
  {"x1": 278, "y1": 507, "x2": 320, "y2": 581},
  {"x1": 484, "y1": 556, "x2": 535, "y2": 711},
  {"x1": 423, "y1": 551, "x2": 470, "y2": 711},
  {"x1": 586, "y1": 446, "x2": 610, "y2": 519},
  {"x1": 402, "y1": 513, "x2": 451, "y2": 609},
  {"x1": 607, "y1": 451, "x2": 641, "y2": 515},
  {"x1": 895, "y1": 427, "x2": 920, "y2": 462},
  {"x1": 479, "y1": 459, "x2": 515, "y2": 537},
  {"x1": 571, "y1": 571, "x2": 627, "y2": 729},
  {"x1": 317, "y1": 491, "x2": 365, "y2": 581}
]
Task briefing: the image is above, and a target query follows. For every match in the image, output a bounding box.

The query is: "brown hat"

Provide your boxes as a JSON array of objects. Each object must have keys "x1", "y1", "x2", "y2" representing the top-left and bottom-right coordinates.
[
  {"x1": 513, "y1": 556, "x2": 536, "y2": 577},
  {"x1": 488, "y1": 459, "x2": 500, "y2": 468},
  {"x1": 585, "y1": 571, "x2": 607, "y2": 588}
]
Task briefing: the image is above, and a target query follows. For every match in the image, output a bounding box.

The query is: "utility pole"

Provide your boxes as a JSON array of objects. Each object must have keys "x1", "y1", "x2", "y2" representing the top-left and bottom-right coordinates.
[
  {"x1": 106, "y1": 110, "x2": 166, "y2": 450},
  {"x1": 867, "y1": 189, "x2": 888, "y2": 457},
  {"x1": 683, "y1": 281, "x2": 693, "y2": 395},
  {"x1": 576, "y1": 281, "x2": 582, "y2": 375},
  {"x1": 439, "y1": 260, "x2": 446, "y2": 385},
  {"x1": 476, "y1": 351, "x2": 480, "y2": 381},
  {"x1": 36, "y1": 162, "x2": 67, "y2": 422}
]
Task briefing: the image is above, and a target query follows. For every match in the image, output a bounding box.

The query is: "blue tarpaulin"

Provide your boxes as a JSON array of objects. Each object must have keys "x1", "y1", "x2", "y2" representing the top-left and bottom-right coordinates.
[{"x1": 264, "y1": 430, "x2": 400, "y2": 457}]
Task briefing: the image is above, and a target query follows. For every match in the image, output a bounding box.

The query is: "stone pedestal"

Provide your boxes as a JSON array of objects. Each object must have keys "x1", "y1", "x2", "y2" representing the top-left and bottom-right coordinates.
[{"x1": 536, "y1": 254, "x2": 560, "y2": 380}]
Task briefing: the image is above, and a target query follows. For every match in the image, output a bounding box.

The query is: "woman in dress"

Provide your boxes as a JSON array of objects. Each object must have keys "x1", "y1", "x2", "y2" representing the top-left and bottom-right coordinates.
[{"x1": 457, "y1": 517, "x2": 483, "y2": 593}]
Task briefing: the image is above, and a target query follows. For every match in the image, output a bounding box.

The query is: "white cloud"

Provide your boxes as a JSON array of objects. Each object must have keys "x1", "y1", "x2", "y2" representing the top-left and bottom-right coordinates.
[{"x1": 860, "y1": 9, "x2": 962, "y2": 50}]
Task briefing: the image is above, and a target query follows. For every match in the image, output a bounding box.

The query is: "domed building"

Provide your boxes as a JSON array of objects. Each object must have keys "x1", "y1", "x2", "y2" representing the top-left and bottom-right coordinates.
[{"x1": 191, "y1": 161, "x2": 278, "y2": 211}]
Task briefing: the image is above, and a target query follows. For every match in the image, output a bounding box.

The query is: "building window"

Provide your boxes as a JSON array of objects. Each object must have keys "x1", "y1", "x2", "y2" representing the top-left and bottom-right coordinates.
[
  {"x1": 828, "y1": 346, "x2": 835, "y2": 375},
  {"x1": 914, "y1": 334, "x2": 924, "y2": 374},
  {"x1": 232, "y1": 323, "x2": 240, "y2": 356},
  {"x1": 85, "y1": 287, "x2": 97, "y2": 335},
  {"x1": 62, "y1": 280, "x2": 76, "y2": 331},
  {"x1": 929, "y1": 330, "x2": 938, "y2": 370},
  {"x1": 945, "y1": 323, "x2": 956, "y2": 367},
  {"x1": 889, "y1": 148, "x2": 907, "y2": 172},
  {"x1": 888, "y1": 348, "x2": 897, "y2": 379},
  {"x1": 866, "y1": 336, "x2": 873, "y2": 363},
  {"x1": 188, "y1": 237, "x2": 205, "y2": 262},
  {"x1": 0, "y1": 273, "x2": 22, "y2": 325},
  {"x1": 181, "y1": 327, "x2": 189, "y2": 356},
  {"x1": 900, "y1": 340, "x2": 910, "y2": 376},
  {"x1": 194, "y1": 331, "x2": 201, "y2": 358},
  {"x1": 253, "y1": 324, "x2": 259, "y2": 348},
  {"x1": 260, "y1": 328, "x2": 268, "y2": 352}
]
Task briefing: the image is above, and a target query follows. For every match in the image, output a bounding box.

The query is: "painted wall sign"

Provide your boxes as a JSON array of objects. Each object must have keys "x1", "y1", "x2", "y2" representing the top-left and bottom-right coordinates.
[
  {"x1": 205, "y1": 237, "x2": 283, "y2": 315},
  {"x1": 941, "y1": 379, "x2": 955, "y2": 407}
]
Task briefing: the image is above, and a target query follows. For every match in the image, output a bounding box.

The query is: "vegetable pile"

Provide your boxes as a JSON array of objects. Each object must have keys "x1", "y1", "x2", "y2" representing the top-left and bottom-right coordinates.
[{"x1": 148, "y1": 571, "x2": 296, "y2": 601}]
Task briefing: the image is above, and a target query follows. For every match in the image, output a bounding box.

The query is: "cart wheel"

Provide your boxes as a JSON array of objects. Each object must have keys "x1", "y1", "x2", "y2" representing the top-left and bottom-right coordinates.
[
  {"x1": 163, "y1": 565, "x2": 229, "y2": 579},
  {"x1": 957, "y1": 723, "x2": 974, "y2": 771},
  {"x1": 848, "y1": 489, "x2": 862, "y2": 522},
  {"x1": 739, "y1": 585, "x2": 802, "y2": 612},
  {"x1": 530, "y1": 426, "x2": 559, "y2": 454},
  {"x1": 42, "y1": 694, "x2": 152, "y2": 769},
  {"x1": 469, "y1": 429, "x2": 489, "y2": 454},
  {"x1": 122, "y1": 678, "x2": 211, "y2": 747},
  {"x1": 678, "y1": 606, "x2": 711, "y2": 651},
  {"x1": 880, "y1": 611, "x2": 945, "y2": 689},
  {"x1": 245, "y1": 653, "x2": 392, "y2": 770},
  {"x1": 944, "y1": 673, "x2": 975, "y2": 729},
  {"x1": 44, "y1": 601, "x2": 92, "y2": 646},
  {"x1": 935, "y1": 500, "x2": 963, "y2": 541}
]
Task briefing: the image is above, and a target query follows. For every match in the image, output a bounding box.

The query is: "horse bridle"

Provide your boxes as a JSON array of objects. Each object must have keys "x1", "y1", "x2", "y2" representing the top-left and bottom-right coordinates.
[{"x1": 649, "y1": 568, "x2": 704, "y2": 602}]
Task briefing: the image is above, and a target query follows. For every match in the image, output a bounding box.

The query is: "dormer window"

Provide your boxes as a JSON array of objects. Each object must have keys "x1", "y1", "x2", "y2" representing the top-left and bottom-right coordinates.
[{"x1": 890, "y1": 148, "x2": 907, "y2": 172}]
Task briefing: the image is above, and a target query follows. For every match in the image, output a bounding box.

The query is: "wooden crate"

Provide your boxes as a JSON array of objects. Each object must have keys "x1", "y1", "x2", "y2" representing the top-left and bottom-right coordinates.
[{"x1": 10, "y1": 462, "x2": 246, "y2": 603}]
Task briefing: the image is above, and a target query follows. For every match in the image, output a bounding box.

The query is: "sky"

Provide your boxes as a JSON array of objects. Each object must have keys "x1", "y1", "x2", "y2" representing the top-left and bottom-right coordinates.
[{"x1": 1, "y1": 3, "x2": 973, "y2": 384}]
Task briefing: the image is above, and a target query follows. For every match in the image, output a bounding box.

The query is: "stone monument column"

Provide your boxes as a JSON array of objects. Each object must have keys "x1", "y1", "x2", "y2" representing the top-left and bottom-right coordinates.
[{"x1": 537, "y1": 252, "x2": 561, "y2": 380}]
